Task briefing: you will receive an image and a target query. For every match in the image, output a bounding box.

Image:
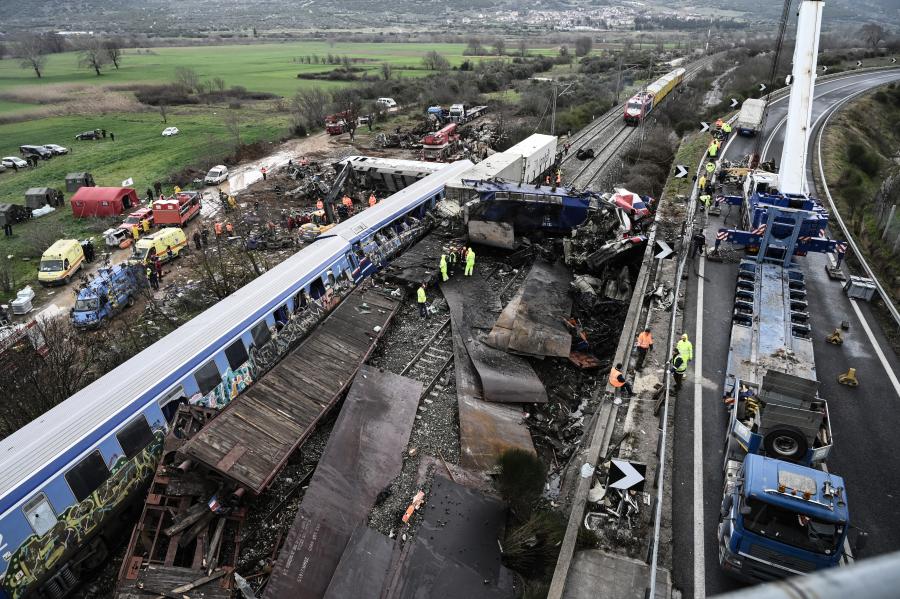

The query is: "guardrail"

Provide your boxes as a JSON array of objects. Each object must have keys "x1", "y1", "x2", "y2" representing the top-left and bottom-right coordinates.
[{"x1": 814, "y1": 83, "x2": 900, "y2": 329}]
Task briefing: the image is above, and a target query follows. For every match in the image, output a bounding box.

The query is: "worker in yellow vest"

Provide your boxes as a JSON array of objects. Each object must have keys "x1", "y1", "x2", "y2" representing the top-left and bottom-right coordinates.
[
  {"x1": 131, "y1": 225, "x2": 140, "y2": 240},
  {"x1": 677, "y1": 333, "x2": 694, "y2": 362},
  {"x1": 417, "y1": 283, "x2": 428, "y2": 319},
  {"x1": 464, "y1": 247, "x2": 476, "y2": 276},
  {"x1": 608, "y1": 363, "x2": 634, "y2": 397},
  {"x1": 439, "y1": 254, "x2": 449, "y2": 282},
  {"x1": 708, "y1": 143, "x2": 718, "y2": 158},
  {"x1": 698, "y1": 175, "x2": 707, "y2": 193}
]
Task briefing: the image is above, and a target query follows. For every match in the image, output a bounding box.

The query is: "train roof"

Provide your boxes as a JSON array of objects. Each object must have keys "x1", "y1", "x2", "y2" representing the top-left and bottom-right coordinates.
[
  {"x1": 0, "y1": 235, "x2": 349, "y2": 512},
  {"x1": 325, "y1": 159, "x2": 473, "y2": 245},
  {"x1": 340, "y1": 155, "x2": 447, "y2": 176}
]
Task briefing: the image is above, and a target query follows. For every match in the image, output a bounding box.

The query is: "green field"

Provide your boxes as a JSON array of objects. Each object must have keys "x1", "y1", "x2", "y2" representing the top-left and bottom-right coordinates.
[{"x1": 0, "y1": 42, "x2": 549, "y2": 114}]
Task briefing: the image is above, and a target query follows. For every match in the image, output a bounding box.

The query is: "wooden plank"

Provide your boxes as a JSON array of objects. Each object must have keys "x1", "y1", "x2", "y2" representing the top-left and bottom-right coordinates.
[{"x1": 179, "y1": 287, "x2": 401, "y2": 494}]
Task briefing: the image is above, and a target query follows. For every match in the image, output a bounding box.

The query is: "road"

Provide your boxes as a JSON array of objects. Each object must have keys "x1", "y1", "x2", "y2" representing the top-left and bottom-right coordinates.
[{"x1": 671, "y1": 69, "x2": 900, "y2": 599}]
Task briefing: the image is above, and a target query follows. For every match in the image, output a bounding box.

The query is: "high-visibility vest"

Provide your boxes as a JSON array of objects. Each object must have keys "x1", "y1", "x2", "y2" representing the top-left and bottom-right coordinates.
[
  {"x1": 699, "y1": 176, "x2": 706, "y2": 189},
  {"x1": 369, "y1": 194, "x2": 377, "y2": 207},
  {"x1": 609, "y1": 367, "x2": 625, "y2": 388},
  {"x1": 317, "y1": 199, "x2": 324, "y2": 210},
  {"x1": 637, "y1": 331, "x2": 653, "y2": 349},
  {"x1": 677, "y1": 338, "x2": 694, "y2": 361},
  {"x1": 708, "y1": 144, "x2": 717, "y2": 157},
  {"x1": 214, "y1": 222, "x2": 223, "y2": 235},
  {"x1": 225, "y1": 223, "x2": 234, "y2": 234},
  {"x1": 417, "y1": 287, "x2": 427, "y2": 303},
  {"x1": 439, "y1": 255, "x2": 447, "y2": 271},
  {"x1": 342, "y1": 196, "x2": 353, "y2": 207},
  {"x1": 132, "y1": 226, "x2": 140, "y2": 239},
  {"x1": 723, "y1": 123, "x2": 732, "y2": 133},
  {"x1": 672, "y1": 354, "x2": 686, "y2": 373},
  {"x1": 706, "y1": 162, "x2": 716, "y2": 174},
  {"x1": 466, "y1": 249, "x2": 475, "y2": 265}
]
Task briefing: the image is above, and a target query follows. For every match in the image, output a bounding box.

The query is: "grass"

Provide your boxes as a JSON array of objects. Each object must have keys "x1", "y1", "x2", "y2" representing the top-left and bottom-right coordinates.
[
  {"x1": 0, "y1": 42, "x2": 559, "y2": 113},
  {"x1": 0, "y1": 104, "x2": 289, "y2": 297},
  {"x1": 662, "y1": 132, "x2": 708, "y2": 200}
]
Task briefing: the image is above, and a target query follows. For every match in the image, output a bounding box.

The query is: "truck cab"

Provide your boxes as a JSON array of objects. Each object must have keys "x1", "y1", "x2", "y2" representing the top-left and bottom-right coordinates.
[
  {"x1": 131, "y1": 227, "x2": 187, "y2": 266},
  {"x1": 119, "y1": 207, "x2": 154, "y2": 235},
  {"x1": 718, "y1": 454, "x2": 848, "y2": 582},
  {"x1": 71, "y1": 264, "x2": 139, "y2": 329},
  {"x1": 38, "y1": 239, "x2": 85, "y2": 286}
]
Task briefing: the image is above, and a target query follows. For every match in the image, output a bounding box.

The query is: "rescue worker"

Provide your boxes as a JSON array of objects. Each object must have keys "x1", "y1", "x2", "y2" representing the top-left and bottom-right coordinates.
[
  {"x1": 368, "y1": 194, "x2": 377, "y2": 208},
  {"x1": 225, "y1": 222, "x2": 234, "y2": 235},
  {"x1": 141, "y1": 218, "x2": 150, "y2": 233},
  {"x1": 545, "y1": 175, "x2": 551, "y2": 185},
  {"x1": 342, "y1": 195, "x2": 354, "y2": 214},
  {"x1": 692, "y1": 230, "x2": 706, "y2": 257},
  {"x1": 707, "y1": 142, "x2": 717, "y2": 158},
  {"x1": 705, "y1": 161, "x2": 716, "y2": 178},
  {"x1": 316, "y1": 198, "x2": 324, "y2": 211},
  {"x1": 439, "y1": 253, "x2": 449, "y2": 282},
  {"x1": 193, "y1": 230, "x2": 202, "y2": 250},
  {"x1": 146, "y1": 266, "x2": 159, "y2": 290},
  {"x1": 417, "y1": 283, "x2": 428, "y2": 319},
  {"x1": 698, "y1": 175, "x2": 707, "y2": 194},
  {"x1": 146, "y1": 188, "x2": 154, "y2": 205},
  {"x1": 566, "y1": 318, "x2": 590, "y2": 352},
  {"x1": 131, "y1": 225, "x2": 140, "y2": 240},
  {"x1": 228, "y1": 196, "x2": 237, "y2": 210},
  {"x1": 722, "y1": 122, "x2": 732, "y2": 136},
  {"x1": 677, "y1": 333, "x2": 694, "y2": 363},
  {"x1": 447, "y1": 245, "x2": 457, "y2": 274},
  {"x1": 214, "y1": 222, "x2": 223, "y2": 237},
  {"x1": 635, "y1": 328, "x2": 653, "y2": 370},
  {"x1": 201, "y1": 227, "x2": 210, "y2": 246},
  {"x1": 699, "y1": 193, "x2": 712, "y2": 213},
  {"x1": 174, "y1": 185, "x2": 182, "y2": 193},
  {"x1": 671, "y1": 351, "x2": 687, "y2": 393},
  {"x1": 555, "y1": 169, "x2": 562, "y2": 185},
  {"x1": 608, "y1": 363, "x2": 634, "y2": 397},
  {"x1": 261, "y1": 166, "x2": 268, "y2": 181},
  {"x1": 464, "y1": 246, "x2": 476, "y2": 276}
]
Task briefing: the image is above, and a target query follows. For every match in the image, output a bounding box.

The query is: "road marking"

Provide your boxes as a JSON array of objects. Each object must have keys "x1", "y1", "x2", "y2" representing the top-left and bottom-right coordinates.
[
  {"x1": 849, "y1": 298, "x2": 900, "y2": 399},
  {"x1": 694, "y1": 254, "x2": 706, "y2": 599}
]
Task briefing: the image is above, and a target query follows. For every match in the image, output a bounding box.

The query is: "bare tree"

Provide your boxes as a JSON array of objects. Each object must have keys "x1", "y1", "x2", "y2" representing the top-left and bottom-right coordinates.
[
  {"x1": 159, "y1": 102, "x2": 168, "y2": 124},
  {"x1": 291, "y1": 88, "x2": 331, "y2": 128},
  {"x1": 223, "y1": 110, "x2": 243, "y2": 149},
  {"x1": 381, "y1": 62, "x2": 393, "y2": 80},
  {"x1": 860, "y1": 23, "x2": 886, "y2": 49},
  {"x1": 575, "y1": 36, "x2": 593, "y2": 57},
  {"x1": 104, "y1": 37, "x2": 124, "y2": 69},
  {"x1": 494, "y1": 38, "x2": 506, "y2": 56},
  {"x1": 422, "y1": 50, "x2": 450, "y2": 71},
  {"x1": 0, "y1": 42, "x2": 6, "y2": 61},
  {"x1": 15, "y1": 33, "x2": 47, "y2": 78},
  {"x1": 518, "y1": 38, "x2": 528, "y2": 57},
  {"x1": 211, "y1": 76, "x2": 227, "y2": 92},
  {"x1": 78, "y1": 38, "x2": 109, "y2": 76},
  {"x1": 174, "y1": 66, "x2": 200, "y2": 92}
]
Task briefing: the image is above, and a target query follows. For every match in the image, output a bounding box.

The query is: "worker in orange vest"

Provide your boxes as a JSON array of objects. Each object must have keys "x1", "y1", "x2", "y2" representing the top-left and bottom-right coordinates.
[
  {"x1": 368, "y1": 194, "x2": 377, "y2": 208},
  {"x1": 214, "y1": 222, "x2": 223, "y2": 236},
  {"x1": 635, "y1": 327, "x2": 654, "y2": 370},
  {"x1": 556, "y1": 169, "x2": 562, "y2": 185},
  {"x1": 608, "y1": 363, "x2": 634, "y2": 397},
  {"x1": 261, "y1": 166, "x2": 268, "y2": 181},
  {"x1": 225, "y1": 222, "x2": 234, "y2": 235},
  {"x1": 316, "y1": 198, "x2": 324, "y2": 211},
  {"x1": 341, "y1": 195, "x2": 353, "y2": 213},
  {"x1": 545, "y1": 175, "x2": 551, "y2": 185}
]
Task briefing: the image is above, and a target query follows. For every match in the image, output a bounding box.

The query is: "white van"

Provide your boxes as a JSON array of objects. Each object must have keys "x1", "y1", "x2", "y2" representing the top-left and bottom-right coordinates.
[
  {"x1": 376, "y1": 97, "x2": 399, "y2": 111},
  {"x1": 204, "y1": 165, "x2": 229, "y2": 185}
]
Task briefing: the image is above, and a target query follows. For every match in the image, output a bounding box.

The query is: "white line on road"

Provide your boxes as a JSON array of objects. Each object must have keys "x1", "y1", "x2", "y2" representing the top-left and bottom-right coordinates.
[
  {"x1": 693, "y1": 254, "x2": 706, "y2": 599},
  {"x1": 849, "y1": 298, "x2": 900, "y2": 399}
]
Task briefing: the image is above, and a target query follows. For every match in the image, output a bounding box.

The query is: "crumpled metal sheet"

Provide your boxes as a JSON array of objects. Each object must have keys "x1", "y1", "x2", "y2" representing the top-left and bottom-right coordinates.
[
  {"x1": 442, "y1": 275, "x2": 548, "y2": 404},
  {"x1": 265, "y1": 366, "x2": 422, "y2": 599},
  {"x1": 322, "y1": 525, "x2": 395, "y2": 599},
  {"x1": 486, "y1": 260, "x2": 573, "y2": 358}
]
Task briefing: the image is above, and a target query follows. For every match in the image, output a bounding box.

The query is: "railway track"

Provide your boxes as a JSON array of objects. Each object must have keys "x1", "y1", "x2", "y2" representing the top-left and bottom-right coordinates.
[
  {"x1": 560, "y1": 55, "x2": 716, "y2": 190},
  {"x1": 399, "y1": 317, "x2": 454, "y2": 398}
]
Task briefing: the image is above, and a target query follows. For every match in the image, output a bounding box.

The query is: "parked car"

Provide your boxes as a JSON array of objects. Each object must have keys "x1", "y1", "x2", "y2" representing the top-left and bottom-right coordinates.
[
  {"x1": 74, "y1": 130, "x2": 101, "y2": 140},
  {"x1": 19, "y1": 145, "x2": 52, "y2": 160},
  {"x1": 42, "y1": 144, "x2": 69, "y2": 156},
  {"x1": 204, "y1": 165, "x2": 229, "y2": 185},
  {"x1": 162, "y1": 127, "x2": 180, "y2": 137},
  {"x1": 1, "y1": 157, "x2": 28, "y2": 169},
  {"x1": 376, "y1": 97, "x2": 399, "y2": 110},
  {"x1": 0, "y1": 164, "x2": 6, "y2": 174}
]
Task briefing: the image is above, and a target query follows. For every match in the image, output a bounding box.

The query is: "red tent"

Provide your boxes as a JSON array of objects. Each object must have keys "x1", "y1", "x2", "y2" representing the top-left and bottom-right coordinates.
[{"x1": 70, "y1": 187, "x2": 137, "y2": 218}]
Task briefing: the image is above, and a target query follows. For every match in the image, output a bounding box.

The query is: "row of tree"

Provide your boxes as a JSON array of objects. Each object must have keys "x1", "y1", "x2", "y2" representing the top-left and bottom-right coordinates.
[
  {"x1": 460, "y1": 36, "x2": 593, "y2": 57},
  {"x1": 11, "y1": 33, "x2": 124, "y2": 78}
]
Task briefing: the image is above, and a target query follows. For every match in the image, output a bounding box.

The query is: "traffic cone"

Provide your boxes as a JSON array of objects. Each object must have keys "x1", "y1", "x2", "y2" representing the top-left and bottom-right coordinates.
[{"x1": 837, "y1": 368, "x2": 858, "y2": 387}]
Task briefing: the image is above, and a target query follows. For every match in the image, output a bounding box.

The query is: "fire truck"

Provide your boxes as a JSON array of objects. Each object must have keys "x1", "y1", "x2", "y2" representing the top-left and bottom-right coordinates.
[
  {"x1": 325, "y1": 111, "x2": 353, "y2": 136},
  {"x1": 421, "y1": 123, "x2": 459, "y2": 162},
  {"x1": 152, "y1": 191, "x2": 202, "y2": 227}
]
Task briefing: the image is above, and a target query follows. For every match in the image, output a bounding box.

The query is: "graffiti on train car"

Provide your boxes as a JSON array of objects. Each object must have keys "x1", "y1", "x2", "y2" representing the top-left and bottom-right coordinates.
[
  {"x1": 189, "y1": 359, "x2": 256, "y2": 410},
  {"x1": 0, "y1": 419, "x2": 166, "y2": 599}
]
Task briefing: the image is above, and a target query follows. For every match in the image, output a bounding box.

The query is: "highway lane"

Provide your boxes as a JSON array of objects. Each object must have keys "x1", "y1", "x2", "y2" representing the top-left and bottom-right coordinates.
[{"x1": 671, "y1": 69, "x2": 900, "y2": 599}]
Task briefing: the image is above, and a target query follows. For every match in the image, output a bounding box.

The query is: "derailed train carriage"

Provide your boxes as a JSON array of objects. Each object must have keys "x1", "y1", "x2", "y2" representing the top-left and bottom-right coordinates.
[{"x1": 0, "y1": 160, "x2": 473, "y2": 599}]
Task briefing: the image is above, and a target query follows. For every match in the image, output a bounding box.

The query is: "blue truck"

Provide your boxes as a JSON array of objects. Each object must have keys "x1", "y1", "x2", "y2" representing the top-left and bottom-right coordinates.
[{"x1": 71, "y1": 264, "x2": 141, "y2": 329}]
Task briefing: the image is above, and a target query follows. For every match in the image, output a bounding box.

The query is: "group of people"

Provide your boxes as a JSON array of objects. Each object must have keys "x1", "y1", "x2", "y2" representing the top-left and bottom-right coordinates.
[
  {"x1": 608, "y1": 330, "x2": 695, "y2": 397},
  {"x1": 418, "y1": 245, "x2": 477, "y2": 318}
]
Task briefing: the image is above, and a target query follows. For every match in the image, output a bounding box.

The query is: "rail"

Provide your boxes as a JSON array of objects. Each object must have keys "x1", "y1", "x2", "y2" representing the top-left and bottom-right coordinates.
[{"x1": 813, "y1": 85, "x2": 900, "y2": 329}]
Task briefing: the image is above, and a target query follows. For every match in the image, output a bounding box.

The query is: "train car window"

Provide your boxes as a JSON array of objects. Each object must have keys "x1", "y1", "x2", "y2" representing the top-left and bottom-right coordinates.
[
  {"x1": 116, "y1": 415, "x2": 154, "y2": 460},
  {"x1": 310, "y1": 277, "x2": 326, "y2": 299},
  {"x1": 65, "y1": 450, "x2": 110, "y2": 502},
  {"x1": 159, "y1": 386, "x2": 186, "y2": 423},
  {"x1": 195, "y1": 360, "x2": 222, "y2": 396},
  {"x1": 274, "y1": 305, "x2": 289, "y2": 324},
  {"x1": 251, "y1": 321, "x2": 271, "y2": 347},
  {"x1": 224, "y1": 339, "x2": 249, "y2": 371},
  {"x1": 22, "y1": 493, "x2": 57, "y2": 536},
  {"x1": 294, "y1": 289, "x2": 309, "y2": 312}
]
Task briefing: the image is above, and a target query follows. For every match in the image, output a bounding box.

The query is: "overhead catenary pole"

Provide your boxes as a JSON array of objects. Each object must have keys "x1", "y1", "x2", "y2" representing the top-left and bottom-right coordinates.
[{"x1": 779, "y1": 0, "x2": 825, "y2": 196}]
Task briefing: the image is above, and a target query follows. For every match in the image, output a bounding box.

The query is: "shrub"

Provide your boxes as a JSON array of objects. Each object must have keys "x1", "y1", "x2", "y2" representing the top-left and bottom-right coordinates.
[
  {"x1": 847, "y1": 142, "x2": 882, "y2": 177},
  {"x1": 496, "y1": 449, "x2": 546, "y2": 518},
  {"x1": 501, "y1": 511, "x2": 566, "y2": 576}
]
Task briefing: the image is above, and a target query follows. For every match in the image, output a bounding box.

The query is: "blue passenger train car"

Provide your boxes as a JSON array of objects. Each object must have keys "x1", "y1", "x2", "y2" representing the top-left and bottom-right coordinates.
[{"x1": 0, "y1": 159, "x2": 473, "y2": 599}]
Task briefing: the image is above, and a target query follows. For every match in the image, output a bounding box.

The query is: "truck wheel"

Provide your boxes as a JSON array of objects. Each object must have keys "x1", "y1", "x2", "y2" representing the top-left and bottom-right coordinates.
[{"x1": 763, "y1": 427, "x2": 808, "y2": 461}]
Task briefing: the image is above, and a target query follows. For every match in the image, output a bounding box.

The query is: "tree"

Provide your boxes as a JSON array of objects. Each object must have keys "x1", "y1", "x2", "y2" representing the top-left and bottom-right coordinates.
[
  {"x1": 159, "y1": 103, "x2": 168, "y2": 124},
  {"x1": 464, "y1": 37, "x2": 485, "y2": 56},
  {"x1": 860, "y1": 23, "x2": 885, "y2": 49},
  {"x1": 422, "y1": 50, "x2": 450, "y2": 71},
  {"x1": 174, "y1": 66, "x2": 200, "y2": 92},
  {"x1": 291, "y1": 88, "x2": 331, "y2": 129},
  {"x1": 104, "y1": 38, "x2": 124, "y2": 70},
  {"x1": 15, "y1": 33, "x2": 47, "y2": 78},
  {"x1": 494, "y1": 38, "x2": 506, "y2": 56},
  {"x1": 0, "y1": 42, "x2": 6, "y2": 61},
  {"x1": 211, "y1": 76, "x2": 227, "y2": 92},
  {"x1": 575, "y1": 36, "x2": 593, "y2": 57},
  {"x1": 381, "y1": 62, "x2": 393, "y2": 80},
  {"x1": 223, "y1": 110, "x2": 242, "y2": 149},
  {"x1": 78, "y1": 38, "x2": 109, "y2": 76},
  {"x1": 559, "y1": 45, "x2": 570, "y2": 58},
  {"x1": 518, "y1": 38, "x2": 528, "y2": 57}
]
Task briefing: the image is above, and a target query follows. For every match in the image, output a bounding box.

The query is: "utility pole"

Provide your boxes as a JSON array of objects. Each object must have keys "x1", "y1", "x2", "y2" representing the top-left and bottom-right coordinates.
[{"x1": 550, "y1": 80, "x2": 557, "y2": 137}]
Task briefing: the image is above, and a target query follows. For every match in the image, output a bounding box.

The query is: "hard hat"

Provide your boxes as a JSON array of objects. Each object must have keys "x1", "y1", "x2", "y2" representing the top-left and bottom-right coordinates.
[{"x1": 681, "y1": 334, "x2": 688, "y2": 340}]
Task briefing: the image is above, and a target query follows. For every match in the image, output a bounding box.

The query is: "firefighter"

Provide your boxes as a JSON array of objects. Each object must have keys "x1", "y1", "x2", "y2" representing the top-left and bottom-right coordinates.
[
  {"x1": 555, "y1": 169, "x2": 562, "y2": 185},
  {"x1": 635, "y1": 328, "x2": 653, "y2": 370},
  {"x1": 141, "y1": 218, "x2": 150, "y2": 233},
  {"x1": 193, "y1": 230, "x2": 202, "y2": 250},
  {"x1": 439, "y1": 253, "x2": 449, "y2": 282},
  {"x1": 464, "y1": 247, "x2": 476, "y2": 276},
  {"x1": 417, "y1": 283, "x2": 428, "y2": 319},
  {"x1": 677, "y1": 333, "x2": 694, "y2": 362},
  {"x1": 131, "y1": 225, "x2": 140, "y2": 240},
  {"x1": 214, "y1": 222, "x2": 223, "y2": 237},
  {"x1": 608, "y1": 363, "x2": 634, "y2": 397}
]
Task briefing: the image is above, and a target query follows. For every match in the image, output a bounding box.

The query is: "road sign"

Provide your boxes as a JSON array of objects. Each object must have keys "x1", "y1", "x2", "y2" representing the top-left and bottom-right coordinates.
[
  {"x1": 655, "y1": 239, "x2": 674, "y2": 260},
  {"x1": 730, "y1": 98, "x2": 739, "y2": 108},
  {"x1": 785, "y1": 74, "x2": 793, "y2": 85},
  {"x1": 700, "y1": 121, "x2": 709, "y2": 133},
  {"x1": 609, "y1": 459, "x2": 646, "y2": 491},
  {"x1": 675, "y1": 164, "x2": 689, "y2": 178},
  {"x1": 759, "y1": 83, "x2": 767, "y2": 92},
  {"x1": 857, "y1": 60, "x2": 863, "y2": 67},
  {"x1": 822, "y1": 65, "x2": 828, "y2": 72},
  {"x1": 892, "y1": 58, "x2": 897, "y2": 64}
]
